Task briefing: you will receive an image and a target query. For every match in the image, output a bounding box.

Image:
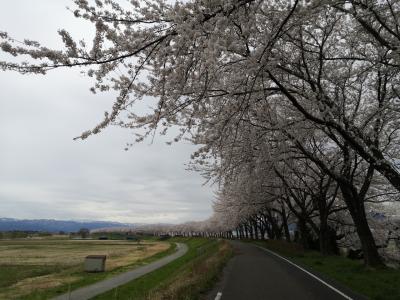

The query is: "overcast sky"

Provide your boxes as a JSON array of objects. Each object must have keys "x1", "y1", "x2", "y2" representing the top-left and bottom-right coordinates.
[{"x1": 0, "y1": 1, "x2": 214, "y2": 224}]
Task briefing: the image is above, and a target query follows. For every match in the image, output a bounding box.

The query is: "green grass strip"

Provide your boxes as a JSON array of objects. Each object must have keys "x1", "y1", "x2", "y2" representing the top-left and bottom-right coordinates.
[
  {"x1": 92, "y1": 238, "x2": 223, "y2": 300},
  {"x1": 253, "y1": 240, "x2": 400, "y2": 300}
]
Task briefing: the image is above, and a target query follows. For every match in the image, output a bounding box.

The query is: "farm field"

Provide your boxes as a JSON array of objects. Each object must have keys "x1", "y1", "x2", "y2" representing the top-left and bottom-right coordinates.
[{"x1": 0, "y1": 238, "x2": 171, "y2": 300}]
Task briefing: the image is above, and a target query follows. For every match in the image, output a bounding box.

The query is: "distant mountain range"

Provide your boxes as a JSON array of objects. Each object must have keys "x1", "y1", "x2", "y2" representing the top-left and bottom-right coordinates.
[{"x1": 0, "y1": 218, "x2": 136, "y2": 233}]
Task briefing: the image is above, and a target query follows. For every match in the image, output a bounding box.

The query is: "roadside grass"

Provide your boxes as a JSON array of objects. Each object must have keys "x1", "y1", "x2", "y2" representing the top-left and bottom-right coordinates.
[
  {"x1": 93, "y1": 238, "x2": 233, "y2": 300},
  {"x1": 253, "y1": 239, "x2": 400, "y2": 300},
  {"x1": 0, "y1": 239, "x2": 174, "y2": 300}
]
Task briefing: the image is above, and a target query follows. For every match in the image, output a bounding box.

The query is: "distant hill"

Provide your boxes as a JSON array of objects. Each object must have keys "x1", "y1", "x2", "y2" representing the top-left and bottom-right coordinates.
[{"x1": 0, "y1": 218, "x2": 136, "y2": 233}]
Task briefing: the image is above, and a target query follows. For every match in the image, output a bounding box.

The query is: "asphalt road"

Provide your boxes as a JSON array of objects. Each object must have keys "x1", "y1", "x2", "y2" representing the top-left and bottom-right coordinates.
[
  {"x1": 51, "y1": 242, "x2": 188, "y2": 300},
  {"x1": 207, "y1": 241, "x2": 366, "y2": 300}
]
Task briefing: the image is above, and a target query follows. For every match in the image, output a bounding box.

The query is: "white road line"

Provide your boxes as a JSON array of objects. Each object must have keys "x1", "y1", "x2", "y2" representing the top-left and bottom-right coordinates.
[
  {"x1": 256, "y1": 246, "x2": 353, "y2": 300},
  {"x1": 214, "y1": 292, "x2": 223, "y2": 300}
]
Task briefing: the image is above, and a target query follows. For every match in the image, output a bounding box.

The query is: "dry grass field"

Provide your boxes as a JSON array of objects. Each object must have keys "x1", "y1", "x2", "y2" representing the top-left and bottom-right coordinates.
[{"x1": 0, "y1": 238, "x2": 170, "y2": 299}]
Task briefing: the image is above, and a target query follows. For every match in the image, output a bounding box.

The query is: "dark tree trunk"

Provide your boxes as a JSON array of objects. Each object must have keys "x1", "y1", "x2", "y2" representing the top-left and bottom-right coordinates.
[
  {"x1": 253, "y1": 221, "x2": 259, "y2": 240},
  {"x1": 282, "y1": 212, "x2": 291, "y2": 242},
  {"x1": 239, "y1": 226, "x2": 244, "y2": 239},
  {"x1": 317, "y1": 203, "x2": 338, "y2": 255},
  {"x1": 268, "y1": 212, "x2": 283, "y2": 240},
  {"x1": 249, "y1": 224, "x2": 254, "y2": 239},
  {"x1": 282, "y1": 204, "x2": 290, "y2": 242},
  {"x1": 274, "y1": 225, "x2": 283, "y2": 240},
  {"x1": 297, "y1": 218, "x2": 311, "y2": 250},
  {"x1": 340, "y1": 184, "x2": 384, "y2": 267},
  {"x1": 319, "y1": 223, "x2": 338, "y2": 255},
  {"x1": 265, "y1": 223, "x2": 273, "y2": 239},
  {"x1": 259, "y1": 225, "x2": 266, "y2": 240}
]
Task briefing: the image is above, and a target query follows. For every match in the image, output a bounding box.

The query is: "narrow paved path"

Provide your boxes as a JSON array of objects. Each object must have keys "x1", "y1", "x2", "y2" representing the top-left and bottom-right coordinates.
[
  {"x1": 207, "y1": 241, "x2": 366, "y2": 300},
  {"x1": 52, "y1": 242, "x2": 188, "y2": 300}
]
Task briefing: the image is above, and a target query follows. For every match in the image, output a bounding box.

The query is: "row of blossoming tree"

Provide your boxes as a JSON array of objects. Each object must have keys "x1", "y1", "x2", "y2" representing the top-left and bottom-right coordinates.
[{"x1": 2, "y1": 0, "x2": 400, "y2": 267}]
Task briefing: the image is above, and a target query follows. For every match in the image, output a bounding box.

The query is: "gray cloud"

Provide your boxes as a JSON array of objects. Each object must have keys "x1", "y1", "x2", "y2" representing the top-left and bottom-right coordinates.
[{"x1": 0, "y1": 1, "x2": 214, "y2": 223}]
